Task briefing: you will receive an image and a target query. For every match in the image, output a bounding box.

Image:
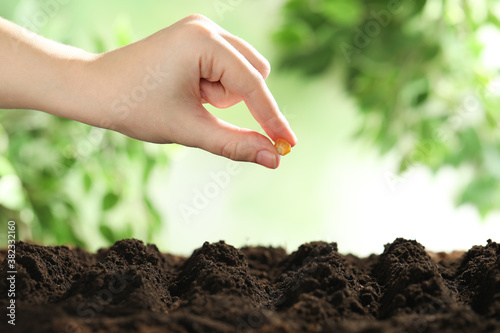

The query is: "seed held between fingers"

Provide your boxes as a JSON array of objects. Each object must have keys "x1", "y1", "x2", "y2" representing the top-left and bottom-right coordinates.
[{"x1": 274, "y1": 138, "x2": 291, "y2": 156}]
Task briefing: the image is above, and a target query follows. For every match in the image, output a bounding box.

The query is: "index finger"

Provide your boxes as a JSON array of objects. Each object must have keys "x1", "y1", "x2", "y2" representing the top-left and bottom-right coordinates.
[
  {"x1": 244, "y1": 81, "x2": 298, "y2": 146},
  {"x1": 210, "y1": 36, "x2": 298, "y2": 146}
]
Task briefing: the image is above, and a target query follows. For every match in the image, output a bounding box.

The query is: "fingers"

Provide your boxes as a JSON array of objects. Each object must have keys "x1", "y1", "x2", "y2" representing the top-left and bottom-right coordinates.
[
  {"x1": 207, "y1": 36, "x2": 297, "y2": 146},
  {"x1": 243, "y1": 82, "x2": 298, "y2": 146},
  {"x1": 183, "y1": 14, "x2": 297, "y2": 157},
  {"x1": 185, "y1": 107, "x2": 281, "y2": 169},
  {"x1": 191, "y1": 15, "x2": 271, "y2": 80},
  {"x1": 217, "y1": 31, "x2": 271, "y2": 79}
]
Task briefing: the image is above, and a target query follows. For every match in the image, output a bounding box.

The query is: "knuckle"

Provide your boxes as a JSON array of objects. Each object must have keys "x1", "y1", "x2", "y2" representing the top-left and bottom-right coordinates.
[
  {"x1": 243, "y1": 72, "x2": 265, "y2": 98},
  {"x1": 221, "y1": 138, "x2": 240, "y2": 160},
  {"x1": 185, "y1": 13, "x2": 210, "y2": 23},
  {"x1": 186, "y1": 21, "x2": 213, "y2": 38},
  {"x1": 259, "y1": 59, "x2": 271, "y2": 78},
  {"x1": 179, "y1": 15, "x2": 216, "y2": 39}
]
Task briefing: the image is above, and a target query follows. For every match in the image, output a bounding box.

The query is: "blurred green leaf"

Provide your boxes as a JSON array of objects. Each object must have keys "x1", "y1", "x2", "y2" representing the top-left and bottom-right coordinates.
[
  {"x1": 122, "y1": 224, "x2": 134, "y2": 239},
  {"x1": 0, "y1": 156, "x2": 15, "y2": 176},
  {"x1": 322, "y1": 0, "x2": 363, "y2": 26},
  {"x1": 93, "y1": 35, "x2": 107, "y2": 53},
  {"x1": 280, "y1": 45, "x2": 334, "y2": 76},
  {"x1": 99, "y1": 224, "x2": 116, "y2": 244},
  {"x1": 486, "y1": 111, "x2": 498, "y2": 128},
  {"x1": 114, "y1": 16, "x2": 134, "y2": 47},
  {"x1": 143, "y1": 157, "x2": 155, "y2": 183},
  {"x1": 459, "y1": 176, "x2": 497, "y2": 218},
  {"x1": 458, "y1": 128, "x2": 482, "y2": 162},
  {"x1": 411, "y1": 77, "x2": 430, "y2": 107},
  {"x1": 83, "y1": 173, "x2": 92, "y2": 193},
  {"x1": 102, "y1": 192, "x2": 119, "y2": 211},
  {"x1": 272, "y1": 23, "x2": 309, "y2": 47},
  {"x1": 144, "y1": 196, "x2": 161, "y2": 225}
]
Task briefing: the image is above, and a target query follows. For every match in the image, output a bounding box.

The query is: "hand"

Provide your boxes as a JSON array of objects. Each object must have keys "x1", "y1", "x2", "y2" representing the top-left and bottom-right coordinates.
[
  {"x1": 0, "y1": 14, "x2": 297, "y2": 168},
  {"x1": 86, "y1": 14, "x2": 297, "y2": 168}
]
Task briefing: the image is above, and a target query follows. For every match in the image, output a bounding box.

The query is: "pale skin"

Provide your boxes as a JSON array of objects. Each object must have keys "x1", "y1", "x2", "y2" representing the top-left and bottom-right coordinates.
[{"x1": 0, "y1": 14, "x2": 297, "y2": 169}]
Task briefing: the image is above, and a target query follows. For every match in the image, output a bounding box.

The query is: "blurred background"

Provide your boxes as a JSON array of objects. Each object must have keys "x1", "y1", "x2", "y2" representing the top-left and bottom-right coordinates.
[{"x1": 1, "y1": 0, "x2": 500, "y2": 256}]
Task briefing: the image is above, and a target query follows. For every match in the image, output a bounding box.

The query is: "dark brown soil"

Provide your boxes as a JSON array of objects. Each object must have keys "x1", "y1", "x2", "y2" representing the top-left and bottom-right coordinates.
[{"x1": 1, "y1": 238, "x2": 499, "y2": 332}]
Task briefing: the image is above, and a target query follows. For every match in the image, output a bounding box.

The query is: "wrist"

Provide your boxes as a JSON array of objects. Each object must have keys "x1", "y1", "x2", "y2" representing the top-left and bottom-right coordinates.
[{"x1": 36, "y1": 50, "x2": 101, "y2": 125}]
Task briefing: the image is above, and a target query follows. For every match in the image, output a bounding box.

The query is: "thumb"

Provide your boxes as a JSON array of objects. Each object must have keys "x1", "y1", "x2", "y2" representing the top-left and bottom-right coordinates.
[{"x1": 184, "y1": 109, "x2": 281, "y2": 169}]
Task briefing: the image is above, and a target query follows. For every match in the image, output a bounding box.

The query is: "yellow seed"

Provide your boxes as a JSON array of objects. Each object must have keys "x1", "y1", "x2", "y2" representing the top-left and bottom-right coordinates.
[{"x1": 274, "y1": 138, "x2": 291, "y2": 156}]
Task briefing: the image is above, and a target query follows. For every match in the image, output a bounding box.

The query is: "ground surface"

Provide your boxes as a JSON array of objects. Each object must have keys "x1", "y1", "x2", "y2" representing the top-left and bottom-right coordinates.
[{"x1": 0, "y1": 238, "x2": 499, "y2": 333}]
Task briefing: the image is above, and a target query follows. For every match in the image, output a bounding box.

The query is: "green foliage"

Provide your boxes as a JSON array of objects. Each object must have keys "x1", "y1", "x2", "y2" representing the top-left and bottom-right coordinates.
[
  {"x1": 0, "y1": 4, "x2": 167, "y2": 247},
  {"x1": 0, "y1": 110, "x2": 167, "y2": 247},
  {"x1": 275, "y1": 0, "x2": 500, "y2": 217}
]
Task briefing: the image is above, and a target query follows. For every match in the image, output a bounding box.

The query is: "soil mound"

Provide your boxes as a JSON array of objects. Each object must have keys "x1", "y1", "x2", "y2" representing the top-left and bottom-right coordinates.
[{"x1": 1, "y1": 238, "x2": 499, "y2": 332}]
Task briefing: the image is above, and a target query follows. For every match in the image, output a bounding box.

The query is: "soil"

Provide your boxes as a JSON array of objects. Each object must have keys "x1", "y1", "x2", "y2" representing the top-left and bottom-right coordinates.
[{"x1": 1, "y1": 238, "x2": 499, "y2": 333}]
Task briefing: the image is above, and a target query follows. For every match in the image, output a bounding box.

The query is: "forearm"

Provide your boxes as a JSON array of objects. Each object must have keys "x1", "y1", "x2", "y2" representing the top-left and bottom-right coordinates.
[{"x1": 0, "y1": 17, "x2": 97, "y2": 121}]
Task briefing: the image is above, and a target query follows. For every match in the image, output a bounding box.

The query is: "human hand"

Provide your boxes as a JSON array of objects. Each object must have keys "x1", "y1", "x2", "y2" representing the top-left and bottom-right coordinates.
[{"x1": 86, "y1": 14, "x2": 297, "y2": 169}]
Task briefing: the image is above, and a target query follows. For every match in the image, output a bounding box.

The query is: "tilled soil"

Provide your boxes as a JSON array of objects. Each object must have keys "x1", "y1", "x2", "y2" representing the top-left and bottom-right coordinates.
[{"x1": 1, "y1": 238, "x2": 499, "y2": 333}]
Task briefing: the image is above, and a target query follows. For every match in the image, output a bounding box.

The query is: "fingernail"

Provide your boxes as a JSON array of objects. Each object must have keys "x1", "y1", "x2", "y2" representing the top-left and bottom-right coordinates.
[{"x1": 256, "y1": 150, "x2": 278, "y2": 169}]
